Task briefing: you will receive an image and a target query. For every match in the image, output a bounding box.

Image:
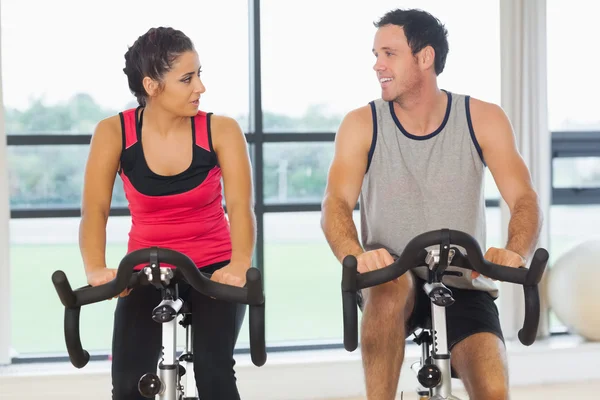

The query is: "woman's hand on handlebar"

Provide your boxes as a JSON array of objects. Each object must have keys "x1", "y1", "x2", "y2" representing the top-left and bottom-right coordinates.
[
  {"x1": 86, "y1": 267, "x2": 131, "y2": 298},
  {"x1": 210, "y1": 263, "x2": 248, "y2": 288},
  {"x1": 474, "y1": 247, "x2": 526, "y2": 279}
]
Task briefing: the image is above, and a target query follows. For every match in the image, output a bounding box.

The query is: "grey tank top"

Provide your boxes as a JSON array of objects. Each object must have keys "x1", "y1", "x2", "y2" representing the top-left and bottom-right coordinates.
[{"x1": 359, "y1": 90, "x2": 498, "y2": 297}]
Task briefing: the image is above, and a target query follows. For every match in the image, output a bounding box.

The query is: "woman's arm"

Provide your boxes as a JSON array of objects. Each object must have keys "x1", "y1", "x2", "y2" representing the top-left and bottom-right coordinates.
[
  {"x1": 79, "y1": 116, "x2": 124, "y2": 289},
  {"x1": 210, "y1": 115, "x2": 256, "y2": 286}
]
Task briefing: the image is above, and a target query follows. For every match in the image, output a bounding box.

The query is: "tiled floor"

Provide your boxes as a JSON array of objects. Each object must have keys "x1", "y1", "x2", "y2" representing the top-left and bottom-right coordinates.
[{"x1": 333, "y1": 379, "x2": 600, "y2": 399}]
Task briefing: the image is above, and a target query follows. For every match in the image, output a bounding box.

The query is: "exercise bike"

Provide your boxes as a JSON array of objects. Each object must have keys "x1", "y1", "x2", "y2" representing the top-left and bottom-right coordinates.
[
  {"x1": 52, "y1": 247, "x2": 266, "y2": 400},
  {"x1": 341, "y1": 229, "x2": 548, "y2": 400}
]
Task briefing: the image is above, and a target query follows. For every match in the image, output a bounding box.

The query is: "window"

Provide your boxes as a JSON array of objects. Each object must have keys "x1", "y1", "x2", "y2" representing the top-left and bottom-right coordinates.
[
  {"x1": 2, "y1": 0, "x2": 510, "y2": 362},
  {"x1": 2, "y1": 0, "x2": 249, "y2": 357},
  {"x1": 553, "y1": 158, "x2": 600, "y2": 189},
  {"x1": 8, "y1": 145, "x2": 126, "y2": 211},
  {"x1": 547, "y1": 0, "x2": 600, "y2": 132},
  {"x1": 547, "y1": 205, "x2": 600, "y2": 333},
  {"x1": 547, "y1": 0, "x2": 600, "y2": 333},
  {"x1": 264, "y1": 211, "x2": 361, "y2": 345},
  {"x1": 1, "y1": 0, "x2": 249, "y2": 132},
  {"x1": 263, "y1": 143, "x2": 334, "y2": 204},
  {"x1": 260, "y1": 0, "x2": 500, "y2": 132},
  {"x1": 10, "y1": 217, "x2": 128, "y2": 354}
]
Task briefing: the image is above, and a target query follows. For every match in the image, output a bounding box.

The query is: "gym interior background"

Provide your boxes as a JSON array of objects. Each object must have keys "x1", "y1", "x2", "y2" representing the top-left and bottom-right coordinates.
[{"x1": 1, "y1": 0, "x2": 599, "y2": 399}]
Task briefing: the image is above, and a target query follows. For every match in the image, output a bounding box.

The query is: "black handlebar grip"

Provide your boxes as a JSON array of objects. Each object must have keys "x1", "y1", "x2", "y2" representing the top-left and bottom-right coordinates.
[
  {"x1": 249, "y1": 303, "x2": 266, "y2": 366},
  {"x1": 518, "y1": 285, "x2": 540, "y2": 346},
  {"x1": 342, "y1": 291, "x2": 358, "y2": 352},
  {"x1": 64, "y1": 307, "x2": 90, "y2": 368},
  {"x1": 52, "y1": 270, "x2": 77, "y2": 308},
  {"x1": 525, "y1": 248, "x2": 549, "y2": 286},
  {"x1": 517, "y1": 249, "x2": 547, "y2": 345},
  {"x1": 246, "y1": 268, "x2": 264, "y2": 306},
  {"x1": 246, "y1": 268, "x2": 266, "y2": 367},
  {"x1": 342, "y1": 256, "x2": 359, "y2": 352}
]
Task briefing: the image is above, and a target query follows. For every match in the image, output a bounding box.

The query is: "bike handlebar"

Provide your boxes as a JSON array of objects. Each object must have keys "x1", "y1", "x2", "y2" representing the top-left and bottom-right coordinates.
[
  {"x1": 341, "y1": 229, "x2": 548, "y2": 351},
  {"x1": 52, "y1": 247, "x2": 266, "y2": 368}
]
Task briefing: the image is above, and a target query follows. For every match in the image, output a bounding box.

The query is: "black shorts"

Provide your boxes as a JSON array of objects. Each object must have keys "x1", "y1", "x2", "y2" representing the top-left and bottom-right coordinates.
[{"x1": 358, "y1": 273, "x2": 504, "y2": 351}]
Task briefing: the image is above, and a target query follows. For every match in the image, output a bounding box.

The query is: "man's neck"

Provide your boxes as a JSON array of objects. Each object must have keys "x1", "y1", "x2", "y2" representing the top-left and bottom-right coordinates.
[{"x1": 393, "y1": 85, "x2": 447, "y2": 136}]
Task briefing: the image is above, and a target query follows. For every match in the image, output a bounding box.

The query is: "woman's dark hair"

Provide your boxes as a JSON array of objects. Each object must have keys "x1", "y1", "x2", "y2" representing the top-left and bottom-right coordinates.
[
  {"x1": 123, "y1": 27, "x2": 195, "y2": 106},
  {"x1": 374, "y1": 9, "x2": 449, "y2": 75}
]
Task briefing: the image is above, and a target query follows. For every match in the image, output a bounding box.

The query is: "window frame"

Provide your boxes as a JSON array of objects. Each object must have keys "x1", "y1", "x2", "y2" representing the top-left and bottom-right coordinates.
[{"x1": 551, "y1": 131, "x2": 600, "y2": 205}]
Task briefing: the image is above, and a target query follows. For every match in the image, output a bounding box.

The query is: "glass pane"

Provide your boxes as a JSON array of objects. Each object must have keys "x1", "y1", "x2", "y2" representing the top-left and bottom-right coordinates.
[
  {"x1": 264, "y1": 211, "x2": 361, "y2": 345},
  {"x1": 1, "y1": 0, "x2": 249, "y2": 134},
  {"x1": 10, "y1": 216, "x2": 249, "y2": 356},
  {"x1": 548, "y1": 205, "x2": 600, "y2": 333},
  {"x1": 264, "y1": 207, "x2": 502, "y2": 345},
  {"x1": 553, "y1": 157, "x2": 600, "y2": 188},
  {"x1": 10, "y1": 217, "x2": 128, "y2": 355},
  {"x1": 547, "y1": 0, "x2": 600, "y2": 131},
  {"x1": 261, "y1": 0, "x2": 500, "y2": 132},
  {"x1": 549, "y1": 205, "x2": 600, "y2": 265},
  {"x1": 8, "y1": 145, "x2": 126, "y2": 210},
  {"x1": 263, "y1": 142, "x2": 333, "y2": 204}
]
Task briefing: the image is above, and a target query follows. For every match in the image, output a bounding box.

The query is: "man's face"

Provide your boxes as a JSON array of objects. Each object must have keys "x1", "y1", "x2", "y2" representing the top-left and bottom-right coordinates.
[{"x1": 372, "y1": 25, "x2": 423, "y2": 102}]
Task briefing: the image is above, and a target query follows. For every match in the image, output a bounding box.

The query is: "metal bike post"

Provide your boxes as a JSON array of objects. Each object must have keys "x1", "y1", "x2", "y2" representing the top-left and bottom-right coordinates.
[
  {"x1": 184, "y1": 322, "x2": 197, "y2": 399},
  {"x1": 429, "y1": 302, "x2": 453, "y2": 399},
  {"x1": 146, "y1": 270, "x2": 183, "y2": 400},
  {"x1": 159, "y1": 317, "x2": 179, "y2": 400},
  {"x1": 424, "y1": 246, "x2": 462, "y2": 400}
]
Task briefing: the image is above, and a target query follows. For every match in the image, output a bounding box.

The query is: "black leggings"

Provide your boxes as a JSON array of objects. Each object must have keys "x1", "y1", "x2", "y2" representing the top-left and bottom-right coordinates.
[{"x1": 111, "y1": 261, "x2": 247, "y2": 400}]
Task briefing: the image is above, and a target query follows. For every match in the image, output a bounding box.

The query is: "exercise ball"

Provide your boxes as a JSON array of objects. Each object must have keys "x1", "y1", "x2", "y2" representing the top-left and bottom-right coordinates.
[{"x1": 547, "y1": 240, "x2": 600, "y2": 341}]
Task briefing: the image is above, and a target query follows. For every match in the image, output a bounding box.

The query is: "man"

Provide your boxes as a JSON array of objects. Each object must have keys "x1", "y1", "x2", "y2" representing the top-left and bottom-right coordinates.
[{"x1": 320, "y1": 8, "x2": 542, "y2": 400}]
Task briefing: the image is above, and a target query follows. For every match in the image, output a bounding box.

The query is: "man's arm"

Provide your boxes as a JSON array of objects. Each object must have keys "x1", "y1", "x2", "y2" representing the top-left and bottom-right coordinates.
[
  {"x1": 321, "y1": 106, "x2": 373, "y2": 263},
  {"x1": 471, "y1": 98, "x2": 542, "y2": 261}
]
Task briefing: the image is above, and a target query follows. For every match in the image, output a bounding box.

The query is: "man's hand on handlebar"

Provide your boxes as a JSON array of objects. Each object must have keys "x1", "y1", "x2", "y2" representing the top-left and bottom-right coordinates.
[
  {"x1": 86, "y1": 268, "x2": 131, "y2": 298},
  {"x1": 355, "y1": 249, "x2": 398, "y2": 282},
  {"x1": 210, "y1": 262, "x2": 248, "y2": 288},
  {"x1": 474, "y1": 247, "x2": 526, "y2": 279}
]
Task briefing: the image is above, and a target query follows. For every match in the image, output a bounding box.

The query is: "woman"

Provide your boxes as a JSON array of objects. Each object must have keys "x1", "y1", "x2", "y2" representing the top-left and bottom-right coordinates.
[{"x1": 79, "y1": 27, "x2": 255, "y2": 399}]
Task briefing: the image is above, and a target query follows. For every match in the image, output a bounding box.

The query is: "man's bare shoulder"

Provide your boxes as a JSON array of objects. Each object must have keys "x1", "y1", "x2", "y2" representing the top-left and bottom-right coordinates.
[
  {"x1": 336, "y1": 104, "x2": 376, "y2": 147},
  {"x1": 468, "y1": 97, "x2": 509, "y2": 127},
  {"x1": 341, "y1": 104, "x2": 374, "y2": 129},
  {"x1": 468, "y1": 96, "x2": 514, "y2": 146}
]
